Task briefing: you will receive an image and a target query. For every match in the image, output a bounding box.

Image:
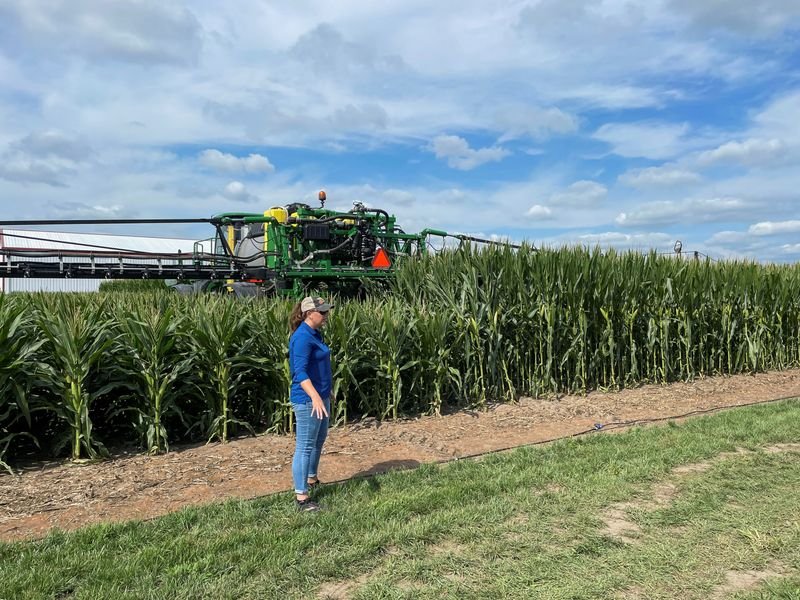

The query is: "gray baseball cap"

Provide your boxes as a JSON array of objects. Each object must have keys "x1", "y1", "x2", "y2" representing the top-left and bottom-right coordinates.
[{"x1": 301, "y1": 296, "x2": 334, "y2": 313}]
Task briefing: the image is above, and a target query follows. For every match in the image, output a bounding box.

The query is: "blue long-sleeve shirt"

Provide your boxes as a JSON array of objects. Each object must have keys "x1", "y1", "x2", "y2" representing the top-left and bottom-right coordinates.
[{"x1": 289, "y1": 321, "x2": 333, "y2": 404}]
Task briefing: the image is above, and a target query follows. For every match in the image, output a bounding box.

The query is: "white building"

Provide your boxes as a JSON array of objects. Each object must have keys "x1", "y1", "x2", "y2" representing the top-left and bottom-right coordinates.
[{"x1": 0, "y1": 229, "x2": 211, "y2": 293}]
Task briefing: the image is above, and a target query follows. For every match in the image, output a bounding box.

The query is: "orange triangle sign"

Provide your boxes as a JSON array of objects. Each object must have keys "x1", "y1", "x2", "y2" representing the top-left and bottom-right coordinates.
[{"x1": 371, "y1": 247, "x2": 391, "y2": 269}]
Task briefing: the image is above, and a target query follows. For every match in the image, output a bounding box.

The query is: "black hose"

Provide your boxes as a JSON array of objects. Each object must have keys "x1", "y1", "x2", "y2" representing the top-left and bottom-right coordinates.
[
  {"x1": 311, "y1": 236, "x2": 355, "y2": 255},
  {"x1": 288, "y1": 215, "x2": 366, "y2": 226},
  {"x1": 294, "y1": 236, "x2": 355, "y2": 264},
  {"x1": 284, "y1": 203, "x2": 311, "y2": 215},
  {"x1": 451, "y1": 234, "x2": 525, "y2": 250},
  {"x1": 351, "y1": 208, "x2": 390, "y2": 229}
]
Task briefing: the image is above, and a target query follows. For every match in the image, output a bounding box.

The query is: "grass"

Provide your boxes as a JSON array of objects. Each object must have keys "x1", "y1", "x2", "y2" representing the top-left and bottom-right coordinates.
[{"x1": 1, "y1": 399, "x2": 799, "y2": 599}]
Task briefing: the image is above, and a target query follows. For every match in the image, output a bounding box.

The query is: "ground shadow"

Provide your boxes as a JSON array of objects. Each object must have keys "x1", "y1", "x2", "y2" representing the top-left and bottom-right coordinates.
[{"x1": 318, "y1": 459, "x2": 421, "y2": 497}]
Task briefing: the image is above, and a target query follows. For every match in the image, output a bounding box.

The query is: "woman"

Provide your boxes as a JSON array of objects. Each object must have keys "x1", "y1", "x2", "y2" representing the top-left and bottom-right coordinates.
[{"x1": 288, "y1": 295, "x2": 334, "y2": 512}]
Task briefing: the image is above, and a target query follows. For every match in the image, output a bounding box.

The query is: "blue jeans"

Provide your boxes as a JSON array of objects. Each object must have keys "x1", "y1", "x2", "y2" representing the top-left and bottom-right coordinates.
[{"x1": 291, "y1": 398, "x2": 330, "y2": 495}]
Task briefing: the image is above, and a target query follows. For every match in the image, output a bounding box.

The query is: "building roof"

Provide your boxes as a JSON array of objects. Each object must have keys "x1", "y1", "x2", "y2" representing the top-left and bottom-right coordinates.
[
  {"x1": 0, "y1": 228, "x2": 205, "y2": 253},
  {"x1": 0, "y1": 229, "x2": 216, "y2": 293}
]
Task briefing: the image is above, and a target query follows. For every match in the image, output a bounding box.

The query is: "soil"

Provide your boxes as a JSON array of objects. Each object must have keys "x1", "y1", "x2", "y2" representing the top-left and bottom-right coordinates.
[
  {"x1": 710, "y1": 565, "x2": 788, "y2": 599},
  {"x1": 1, "y1": 369, "x2": 799, "y2": 542}
]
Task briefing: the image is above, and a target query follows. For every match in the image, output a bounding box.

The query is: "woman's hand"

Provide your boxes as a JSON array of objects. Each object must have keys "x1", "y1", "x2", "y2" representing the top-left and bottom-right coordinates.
[
  {"x1": 311, "y1": 396, "x2": 329, "y2": 419},
  {"x1": 299, "y1": 379, "x2": 329, "y2": 419}
]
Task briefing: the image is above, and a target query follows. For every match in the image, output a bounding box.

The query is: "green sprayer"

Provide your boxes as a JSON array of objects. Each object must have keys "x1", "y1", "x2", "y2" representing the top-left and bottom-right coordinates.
[{"x1": 0, "y1": 191, "x2": 523, "y2": 296}]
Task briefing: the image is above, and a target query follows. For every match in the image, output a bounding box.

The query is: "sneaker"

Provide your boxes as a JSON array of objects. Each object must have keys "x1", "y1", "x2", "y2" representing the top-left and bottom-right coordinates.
[{"x1": 295, "y1": 498, "x2": 321, "y2": 512}]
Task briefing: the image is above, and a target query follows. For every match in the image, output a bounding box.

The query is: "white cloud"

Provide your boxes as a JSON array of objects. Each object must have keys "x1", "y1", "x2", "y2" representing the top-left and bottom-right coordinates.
[
  {"x1": 697, "y1": 138, "x2": 786, "y2": 167},
  {"x1": 616, "y1": 197, "x2": 749, "y2": 227},
  {"x1": 0, "y1": 131, "x2": 92, "y2": 186},
  {"x1": 1, "y1": 1, "x2": 793, "y2": 149},
  {"x1": 289, "y1": 23, "x2": 407, "y2": 76},
  {"x1": 0, "y1": 0, "x2": 202, "y2": 65},
  {"x1": 526, "y1": 205, "x2": 554, "y2": 219},
  {"x1": 516, "y1": 0, "x2": 600, "y2": 35},
  {"x1": 430, "y1": 135, "x2": 510, "y2": 170},
  {"x1": 48, "y1": 201, "x2": 129, "y2": 219},
  {"x1": 199, "y1": 149, "x2": 275, "y2": 173},
  {"x1": 339, "y1": 185, "x2": 417, "y2": 209},
  {"x1": 2, "y1": 2, "x2": 791, "y2": 151},
  {"x1": 329, "y1": 103, "x2": 389, "y2": 131},
  {"x1": 557, "y1": 84, "x2": 664, "y2": 110},
  {"x1": 753, "y1": 91, "x2": 800, "y2": 141},
  {"x1": 11, "y1": 131, "x2": 92, "y2": 161},
  {"x1": 667, "y1": 0, "x2": 800, "y2": 35},
  {"x1": 0, "y1": 158, "x2": 74, "y2": 187},
  {"x1": 705, "y1": 221, "x2": 800, "y2": 262},
  {"x1": 593, "y1": 121, "x2": 692, "y2": 159},
  {"x1": 707, "y1": 230, "x2": 749, "y2": 246},
  {"x1": 619, "y1": 166, "x2": 702, "y2": 187},
  {"x1": 205, "y1": 98, "x2": 389, "y2": 141},
  {"x1": 748, "y1": 220, "x2": 800, "y2": 236},
  {"x1": 0, "y1": 1, "x2": 797, "y2": 266},
  {"x1": 380, "y1": 188, "x2": 416, "y2": 207},
  {"x1": 548, "y1": 180, "x2": 607, "y2": 205},
  {"x1": 223, "y1": 181, "x2": 259, "y2": 203},
  {"x1": 495, "y1": 106, "x2": 578, "y2": 141},
  {"x1": 511, "y1": 0, "x2": 767, "y2": 100}
]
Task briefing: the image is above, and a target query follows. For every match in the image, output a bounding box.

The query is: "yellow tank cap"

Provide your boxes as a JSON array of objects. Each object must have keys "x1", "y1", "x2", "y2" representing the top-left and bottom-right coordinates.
[{"x1": 267, "y1": 206, "x2": 288, "y2": 223}]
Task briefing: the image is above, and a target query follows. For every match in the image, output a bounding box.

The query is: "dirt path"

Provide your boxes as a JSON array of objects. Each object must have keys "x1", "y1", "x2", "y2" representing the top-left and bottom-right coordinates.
[{"x1": 1, "y1": 370, "x2": 799, "y2": 542}]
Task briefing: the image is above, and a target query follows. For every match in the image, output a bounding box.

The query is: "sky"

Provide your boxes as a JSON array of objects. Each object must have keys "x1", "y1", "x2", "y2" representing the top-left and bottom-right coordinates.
[{"x1": 0, "y1": 0, "x2": 799, "y2": 262}]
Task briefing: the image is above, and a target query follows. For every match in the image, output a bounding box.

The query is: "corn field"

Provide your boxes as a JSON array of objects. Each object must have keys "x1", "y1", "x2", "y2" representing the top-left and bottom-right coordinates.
[{"x1": 2, "y1": 246, "x2": 799, "y2": 467}]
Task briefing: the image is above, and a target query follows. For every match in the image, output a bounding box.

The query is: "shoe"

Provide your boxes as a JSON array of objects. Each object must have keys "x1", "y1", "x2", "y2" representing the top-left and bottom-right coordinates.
[
  {"x1": 308, "y1": 478, "x2": 321, "y2": 492},
  {"x1": 295, "y1": 498, "x2": 321, "y2": 512}
]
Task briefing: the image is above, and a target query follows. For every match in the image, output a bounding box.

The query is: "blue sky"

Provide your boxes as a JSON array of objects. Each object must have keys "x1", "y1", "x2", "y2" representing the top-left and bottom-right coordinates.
[{"x1": 1, "y1": 0, "x2": 799, "y2": 261}]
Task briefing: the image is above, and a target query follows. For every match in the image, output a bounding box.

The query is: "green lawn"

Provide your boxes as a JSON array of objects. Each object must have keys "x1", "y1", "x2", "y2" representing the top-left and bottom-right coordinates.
[{"x1": 1, "y1": 399, "x2": 799, "y2": 599}]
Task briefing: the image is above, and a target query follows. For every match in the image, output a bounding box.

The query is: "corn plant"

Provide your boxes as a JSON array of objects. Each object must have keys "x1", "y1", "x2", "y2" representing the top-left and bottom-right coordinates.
[
  {"x1": 2, "y1": 243, "x2": 799, "y2": 465},
  {"x1": 99, "y1": 280, "x2": 169, "y2": 294},
  {"x1": 325, "y1": 302, "x2": 369, "y2": 425},
  {"x1": 0, "y1": 296, "x2": 46, "y2": 472},
  {"x1": 34, "y1": 296, "x2": 117, "y2": 460},
  {"x1": 187, "y1": 298, "x2": 265, "y2": 442},
  {"x1": 411, "y1": 304, "x2": 461, "y2": 415},
  {"x1": 244, "y1": 300, "x2": 293, "y2": 432},
  {"x1": 362, "y1": 299, "x2": 419, "y2": 420},
  {"x1": 113, "y1": 302, "x2": 192, "y2": 454}
]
